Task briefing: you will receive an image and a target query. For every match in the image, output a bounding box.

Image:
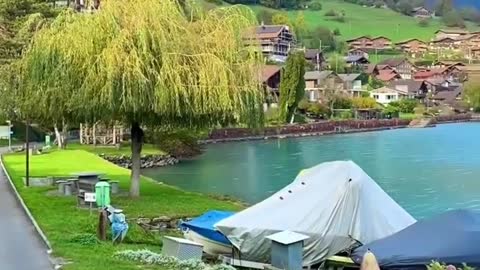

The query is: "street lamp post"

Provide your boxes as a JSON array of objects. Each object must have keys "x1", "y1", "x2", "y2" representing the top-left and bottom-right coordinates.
[{"x1": 25, "y1": 120, "x2": 29, "y2": 187}]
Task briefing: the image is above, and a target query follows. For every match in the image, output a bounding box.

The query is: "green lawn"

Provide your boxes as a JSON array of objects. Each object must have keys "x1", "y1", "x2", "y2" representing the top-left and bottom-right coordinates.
[
  {"x1": 246, "y1": 0, "x2": 480, "y2": 42},
  {"x1": 2, "y1": 150, "x2": 240, "y2": 270},
  {"x1": 68, "y1": 143, "x2": 164, "y2": 156}
]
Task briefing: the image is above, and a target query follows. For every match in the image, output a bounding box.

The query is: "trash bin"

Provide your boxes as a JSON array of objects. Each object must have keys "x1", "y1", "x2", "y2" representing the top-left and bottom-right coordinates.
[{"x1": 95, "y1": 181, "x2": 111, "y2": 208}]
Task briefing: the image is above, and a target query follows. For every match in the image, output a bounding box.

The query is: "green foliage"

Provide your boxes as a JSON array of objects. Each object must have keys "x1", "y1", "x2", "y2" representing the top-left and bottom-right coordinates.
[
  {"x1": 257, "y1": 8, "x2": 275, "y2": 24},
  {"x1": 418, "y1": 18, "x2": 430, "y2": 27},
  {"x1": 396, "y1": 0, "x2": 413, "y2": 16},
  {"x1": 205, "y1": 0, "x2": 224, "y2": 5},
  {"x1": 368, "y1": 76, "x2": 385, "y2": 90},
  {"x1": 69, "y1": 233, "x2": 100, "y2": 246},
  {"x1": 443, "y1": 10, "x2": 466, "y2": 28},
  {"x1": 460, "y1": 8, "x2": 480, "y2": 24},
  {"x1": 333, "y1": 96, "x2": 353, "y2": 109},
  {"x1": 465, "y1": 83, "x2": 480, "y2": 111},
  {"x1": 272, "y1": 11, "x2": 290, "y2": 25},
  {"x1": 308, "y1": 26, "x2": 335, "y2": 50},
  {"x1": 293, "y1": 11, "x2": 307, "y2": 41},
  {"x1": 148, "y1": 129, "x2": 203, "y2": 158},
  {"x1": 324, "y1": 9, "x2": 337, "y2": 16},
  {"x1": 328, "y1": 53, "x2": 346, "y2": 73},
  {"x1": 352, "y1": 97, "x2": 377, "y2": 108},
  {"x1": 309, "y1": 2, "x2": 322, "y2": 11},
  {"x1": 265, "y1": 107, "x2": 282, "y2": 125},
  {"x1": 388, "y1": 99, "x2": 418, "y2": 113},
  {"x1": 333, "y1": 27, "x2": 341, "y2": 36},
  {"x1": 331, "y1": 15, "x2": 346, "y2": 23},
  {"x1": 279, "y1": 51, "x2": 306, "y2": 123},
  {"x1": 307, "y1": 102, "x2": 329, "y2": 118}
]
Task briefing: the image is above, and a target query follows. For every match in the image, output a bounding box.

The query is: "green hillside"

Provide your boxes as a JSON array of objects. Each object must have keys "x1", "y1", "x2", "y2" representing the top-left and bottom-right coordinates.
[{"x1": 207, "y1": 0, "x2": 480, "y2": 42}]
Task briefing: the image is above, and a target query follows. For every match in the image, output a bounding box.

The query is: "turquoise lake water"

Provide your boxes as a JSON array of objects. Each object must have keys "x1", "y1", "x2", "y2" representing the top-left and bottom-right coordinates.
[{"x1": 143, "y1": 123, "x2": 480, "y2": 219}]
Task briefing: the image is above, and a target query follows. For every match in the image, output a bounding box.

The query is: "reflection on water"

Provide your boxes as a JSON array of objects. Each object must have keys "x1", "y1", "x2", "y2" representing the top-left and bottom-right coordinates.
[{"x1": 143, "y1": 123, "x2": 480, "y2": 219}]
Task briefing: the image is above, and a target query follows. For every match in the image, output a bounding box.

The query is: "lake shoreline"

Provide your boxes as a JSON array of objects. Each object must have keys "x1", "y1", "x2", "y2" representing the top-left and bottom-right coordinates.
[{"x1": 201, "y1": 114, "x2": 473, "y2": 144}]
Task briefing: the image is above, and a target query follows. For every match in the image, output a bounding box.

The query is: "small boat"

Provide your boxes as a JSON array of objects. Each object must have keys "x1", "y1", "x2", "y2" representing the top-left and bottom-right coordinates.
[{"x1": 180, "y1": 210, "x2": 234, "y2": 255}]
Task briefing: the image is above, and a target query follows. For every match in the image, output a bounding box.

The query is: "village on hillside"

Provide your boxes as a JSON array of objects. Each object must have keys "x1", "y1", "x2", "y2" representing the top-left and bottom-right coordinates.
[{"x1": 255, "y1": 22, "x2": 480, "y2": 119}]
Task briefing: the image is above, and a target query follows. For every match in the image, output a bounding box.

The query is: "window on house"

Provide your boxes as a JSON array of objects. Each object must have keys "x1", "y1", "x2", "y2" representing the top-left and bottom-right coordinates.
[{"x1": 373, "y1": 95, "x2": 379, "y2": 99}]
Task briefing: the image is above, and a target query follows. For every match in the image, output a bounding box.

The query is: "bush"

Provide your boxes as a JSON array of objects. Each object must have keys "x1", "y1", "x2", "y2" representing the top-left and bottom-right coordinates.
[
  {"x1": 418, "y1": 19, "x2": 430, "y2": 27},
  {"x1": 333, "y1": 28, "x2": 341, "y2": 36},
  {"x1": 309, "y1": 1, "x2": 322, "y2": 11},
  {"x1": 307, "y1": 102, "x2": 329, "y2": 118},
  {"x1": 443, "y1": 11, "x2": 466, "y2": 28},
  {"x1": 297, "y1": 98, "x2": 310, "y2": 111},
  {"x1": 352, "y1": 97, "x2": 377, "y2": 109},
  {"x1": 149, "y1": 129, "x2": 203, "y2": 158},
  {"x1": 332, "y1": 15, "x2": 346, "y2": 23},
  {"x1": 205, "y1": 0, "x2": 223, "y2": 4},
  {"x1": 324, "y1": 9, "x2": 337, "y2": 16},
  {"x1": 374, "y1": 0, "x2": 384, "y2": 8},
  {"x1": 388, "y1": 99, "x2": 417, "y2": 113}
]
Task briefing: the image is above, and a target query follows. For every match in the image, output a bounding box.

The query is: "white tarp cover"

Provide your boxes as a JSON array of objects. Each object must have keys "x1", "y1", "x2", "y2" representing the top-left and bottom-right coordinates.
[{"x1": 215, "y1": 160, "x2": 416, "y2": 266}]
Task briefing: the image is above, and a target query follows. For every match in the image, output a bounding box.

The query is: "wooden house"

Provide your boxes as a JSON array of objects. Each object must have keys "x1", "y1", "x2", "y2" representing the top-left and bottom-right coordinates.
[
  {"x1": 378, "y1": 57, "x2": 415, "y2": 79},
  {"x1": 304, "y1": 49, "x2": 325, "y2": 71},
  {"x1": 395, "y1": 39, "x2": 428, "y2": 57},
  {"x1": 246, "y1": 24, "x2": 296, "y2": 63},
  {"x1": 412, "y1": 7, "x2": 433, "y2": 18},
  {"x1": 371, "y1": 36, "x2": 393, "y2": 50}
]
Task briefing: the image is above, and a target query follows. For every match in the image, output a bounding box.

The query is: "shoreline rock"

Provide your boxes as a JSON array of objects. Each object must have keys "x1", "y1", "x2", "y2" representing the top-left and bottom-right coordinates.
[{"x1": 99, "y1": 154, "x2": 179, "y2": 169}]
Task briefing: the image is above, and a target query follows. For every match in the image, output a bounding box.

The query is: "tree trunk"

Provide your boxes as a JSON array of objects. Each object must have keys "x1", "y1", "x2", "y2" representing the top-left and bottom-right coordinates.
[
  {"x1": 130, "y1": 122, "x2": 144, "y2": 198},
  {"x1": 54, "y1": 122, "x2": 68, "y2": 149}
]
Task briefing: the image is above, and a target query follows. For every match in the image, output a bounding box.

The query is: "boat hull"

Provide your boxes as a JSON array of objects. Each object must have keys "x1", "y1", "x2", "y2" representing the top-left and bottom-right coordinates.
[{"x1": 184, "y1": 230, "x2": 233, "y2": 256}]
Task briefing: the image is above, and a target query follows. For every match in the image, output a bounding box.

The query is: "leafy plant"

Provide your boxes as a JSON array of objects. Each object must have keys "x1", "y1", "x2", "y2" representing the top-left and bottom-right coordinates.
[
  {"x1": 68, "y1": 233, "x2": 100, "y2": 246},
  {"x1": 309, "y1": 2, "x2": 322, "y2": 11},
  {"x1": 324, "y1": 9, "x2": 337, "y2": 16}
]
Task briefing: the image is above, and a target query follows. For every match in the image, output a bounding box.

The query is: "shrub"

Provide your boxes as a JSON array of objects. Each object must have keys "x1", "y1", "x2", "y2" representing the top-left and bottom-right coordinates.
[
  {"x1": 324, "y1": 9, "x2": 337, "y2": 16},
  {"x1": 298, "y1": 98, "x2": 310, "y2": 111},
  {"x1": 333, "y1": 28, "x2": 341, "y2": 36},
  {"x1": 374, "y1": 0, "x2": 384, "y2": 8},
  {"x1": 205, "y1": 0, "x2": 223, "y2": 4},
  {"x1": 307, "y1": 102, "x2": 329, "y2": 118},
  {"x1": 332, "y1": 15, "x2": 346, "y2": 23},
  {"x1": 149, "y1": 129, "x2": 203, "y2": 158},
  {"x1": 309, "y1": 2, "x2": 322, "y2": 11},
  {"x1": 418, "y1": 19, "x2": 430, "y2": 27},
  {"x1": 443, "y1": 10, "x2": 466, "y2": 28}
]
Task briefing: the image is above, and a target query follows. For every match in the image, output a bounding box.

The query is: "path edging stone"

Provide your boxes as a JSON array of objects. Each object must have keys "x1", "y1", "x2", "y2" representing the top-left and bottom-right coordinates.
[{"x1": 0, "y1": 155, "x2": 53, "y2": 254}]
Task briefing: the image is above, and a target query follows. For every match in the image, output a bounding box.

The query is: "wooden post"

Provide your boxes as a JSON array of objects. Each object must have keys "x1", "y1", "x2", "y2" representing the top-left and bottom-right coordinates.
[
  {"x1": 93, "y1": 123, "x2": 96, "y2": 146},
  {"x1": 97, "y1": 209, "x2": 108, "y2": 241},
  {"x1": 80, "y1": 123, "x2": 84, "y2": 144},
  {"x1": 113, "y1": 125, "x2": 117, "y2": 145}
]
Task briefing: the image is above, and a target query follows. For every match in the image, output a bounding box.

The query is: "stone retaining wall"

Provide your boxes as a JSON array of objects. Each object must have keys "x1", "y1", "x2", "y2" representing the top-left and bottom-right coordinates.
[{"x1": 100, "y1": 154, "x2": 179, "y2": 169}]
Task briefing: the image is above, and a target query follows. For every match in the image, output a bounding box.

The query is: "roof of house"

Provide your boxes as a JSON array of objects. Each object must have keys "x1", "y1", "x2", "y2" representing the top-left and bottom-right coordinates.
[
  {"x1": 346, "y1": 36, "x2": 372, "y2": 42},
  {"x1": 304, "y1": 49, "x2": 322, "y2": 60},
  {"x1": 349, "y1": 48, "x2": 368, "y2": 53},
  {"x1": 378, "y1": 57, "x2": 409, "y2": 67},
  {"x1": 364, "y1": 64, "x2": 378, "y2": 74},
  {"x1": 395, "y1": 38, "x2": 427, "y2": 45},
  {"x1": 344, "y1": 55, "x2": 370, "y2": 64},
  {"x1": 253, "y1": 25, "x2": 289, "y2": 39},
  {"x1": 260, "y1": 65, "x2": 281, "y2": 82},
  {"x1": 304, "y1": 70, "x2": 334, "y2": 81},
  {"x1": 371, "y1": 86, "x2": 398, "y2": 94},
  {"x1": 425, "y1": 78, "x2": 450, "y2": 85},
  {"x1": 371, "y1": 36, "x2": 392, "y2": 41},
  {"x1": 389, "y1": 79, "x2": 426, "y2": 93},
  {"x1": 338, "y1": 73, "x2": 362, "y2": 82},
  {"x1": 376, "y1": 70, "x2": 400, "y2": 82},
  {"x1": 431, "y1": 37, "x2": 457, "y2": 43},
  {"x1": 435, "y1": 28, "x2": 470, "y2": 35},
  {"x1": 413, "y1": 6, "x2": 430, "y2": 12},
  {"x1": 432, "y1": 87, "x2": 462, "y2": 103}
]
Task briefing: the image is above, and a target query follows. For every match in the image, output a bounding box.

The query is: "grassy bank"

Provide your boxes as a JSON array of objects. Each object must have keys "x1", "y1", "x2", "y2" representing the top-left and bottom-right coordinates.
[
  {"x1": 68, "y1": 143, "x2": 165, "y2": 156},
  {"x1": 2, "y1": 150, "x2": 240, "y2": 270}
]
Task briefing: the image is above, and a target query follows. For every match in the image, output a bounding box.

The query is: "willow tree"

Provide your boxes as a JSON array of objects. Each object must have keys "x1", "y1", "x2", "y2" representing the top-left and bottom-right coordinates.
[
  {"x1": 279, "y1": 51, "x2": 305, "y2": 123},
  {"x1": 19, "y1": 0, "x2": 263, "y2": 197}
]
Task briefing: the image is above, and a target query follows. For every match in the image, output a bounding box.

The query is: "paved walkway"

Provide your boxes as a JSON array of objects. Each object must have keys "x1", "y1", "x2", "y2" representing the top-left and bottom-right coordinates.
[{"x1": 0, "y1": 147, "x2": 52, "y2": 270}]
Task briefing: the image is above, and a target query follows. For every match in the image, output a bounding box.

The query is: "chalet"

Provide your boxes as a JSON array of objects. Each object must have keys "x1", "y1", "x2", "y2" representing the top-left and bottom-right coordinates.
[
  {"x1": 344, "y1": 55, "x2": 370, "y2": 66},
  {"x1": 388, "y1": 79, "x2": 428, "y2": 100},
  {"x1": 378, "y1": 57, "x2": 415, "y2": 79},
  {"x1": 431, "y1": 86, "x2": 463, "y2": 107},
  {"x1": 260, "y1": 65, "x2": 281, "y2": 103},
  {"x1": 364, "y1": 64, "x2": 379, "y2": 76},
  {"x1": 348, "y1": 48, "x2": 369, "y2": 59},
  {"x1": 247, "y1": 24, "x2": 296, "y2": 63},
  {"x1": 395, "y1": 39, "x2": 428, "y2": 57},
  {"x1": 304, "y1": 71, "x2": 343, "y2": 101},
  {"x1": 337, "y1": 73, "x2": 365, "y2": 97},
  {"x1": 412, "y1": 6, "x2": 433, "y2": 18},
  {"x1": 370, "y1": 87, "x2": 400, "y2": 105},
  {"x1": 434, "y1": 29, "x2": 470, "y2": 40},
  {"x1": 429, "y1": 37, "x2": 458, "y2": 51},
  {"x1": 376, "y1": 69, "x2": 401, "y2": 82},
  {"x1": 414, "y1": 65, "x2": 463, "y2": 82},
  {"x1": 304, "y1": 49, "x2": 325, "y2": 71},
  {"x1": 346, "y1": 36, "x2": 392, "y2": 51},
  {"x1": 346, "y1": 36, "x2": 373, "y2": 50},
  {"x1": 371, "y1": 36, "x2": 393, "y2": 50}
]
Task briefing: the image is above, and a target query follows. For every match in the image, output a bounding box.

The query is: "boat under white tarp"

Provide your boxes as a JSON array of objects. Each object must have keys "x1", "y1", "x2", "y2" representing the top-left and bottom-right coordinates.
[{"x1": 215, "y1": 160, "x2": 416, "y2": 266}]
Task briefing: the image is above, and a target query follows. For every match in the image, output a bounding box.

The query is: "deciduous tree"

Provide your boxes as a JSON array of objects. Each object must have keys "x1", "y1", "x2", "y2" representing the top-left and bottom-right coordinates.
[
  {"x1": 17, "y1": 0, "x2": 264, "y2": 197},
  {"x1": 279, "y1": 51, "x2": 306, "y2": 123}
]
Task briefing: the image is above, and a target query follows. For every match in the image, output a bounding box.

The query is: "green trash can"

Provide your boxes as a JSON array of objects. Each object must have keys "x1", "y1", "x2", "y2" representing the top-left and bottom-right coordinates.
[{"x1": 95, "y1": 181, "x2": 111, "y2": 208}]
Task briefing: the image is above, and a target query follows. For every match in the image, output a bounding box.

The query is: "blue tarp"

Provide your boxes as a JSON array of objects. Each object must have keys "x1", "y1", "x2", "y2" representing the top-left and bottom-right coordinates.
[
  {"x1": 181, "y1": 210, "x2": 234, "y2": 245},
  {"x1": 352, "y1": 210, "x2": 480, "y2": 270}
]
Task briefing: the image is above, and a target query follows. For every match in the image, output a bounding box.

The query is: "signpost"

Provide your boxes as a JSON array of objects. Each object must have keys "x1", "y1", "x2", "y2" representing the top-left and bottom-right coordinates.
[{"x1": 85, "y1": 192, "x2": 96, "y2": 215}]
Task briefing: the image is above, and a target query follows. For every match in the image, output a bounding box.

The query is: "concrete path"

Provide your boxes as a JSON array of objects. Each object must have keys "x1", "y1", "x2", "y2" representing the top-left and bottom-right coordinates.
[{"x1": 0, "y1": 147, "x2": 52, "y2": 270}]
